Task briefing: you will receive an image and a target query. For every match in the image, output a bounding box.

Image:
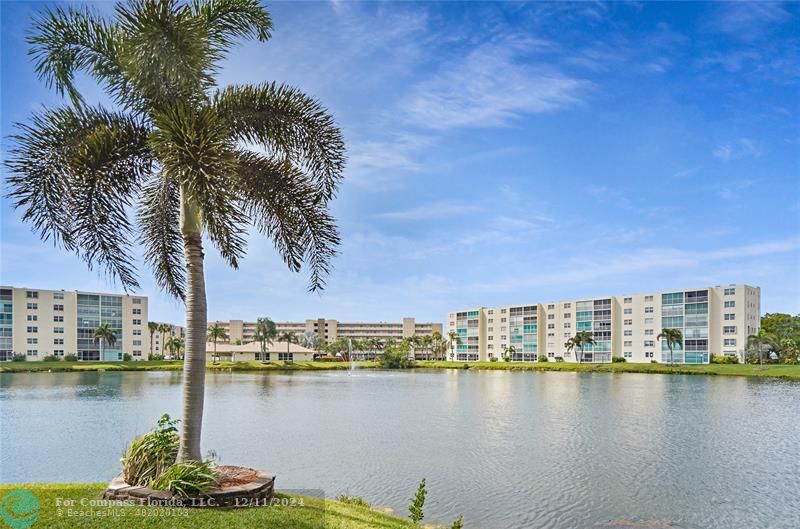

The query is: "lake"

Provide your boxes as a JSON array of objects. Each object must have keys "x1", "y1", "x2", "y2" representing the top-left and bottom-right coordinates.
[{"x1": 1, "y1": 369, "x2": 798, "y2": 529}]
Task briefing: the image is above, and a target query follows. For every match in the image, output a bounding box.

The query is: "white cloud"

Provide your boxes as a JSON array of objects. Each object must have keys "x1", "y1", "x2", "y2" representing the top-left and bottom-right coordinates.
[
  {"x1": 712, "y1": 138, "x2": 761, "y2": 161},
  {"x1": 712, "y1": 3, "x2": 792, "y2": 40},
  {"x1": 404, "y1": 35, "x2": 589, "y2": 130},
  {"x1": 376, "y1": 201, "x2": 482, "y2": 221}
]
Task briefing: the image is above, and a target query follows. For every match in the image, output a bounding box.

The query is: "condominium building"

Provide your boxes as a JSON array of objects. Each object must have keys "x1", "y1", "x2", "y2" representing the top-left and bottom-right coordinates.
[
  {"x1": 0, "y1": 286, "x2": 148, "y2": 361},
  {"x1": 447, "y1": 284, "x2": 760, "y2": 364},
  {"x1": 209, "y1": 317, "x2": 443, "y2": 344}
]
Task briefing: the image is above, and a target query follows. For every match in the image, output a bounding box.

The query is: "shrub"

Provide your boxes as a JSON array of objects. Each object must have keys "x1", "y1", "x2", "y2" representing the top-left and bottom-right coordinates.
[
  {"x1": 64, "y1": 354, "x2": 78, "y2": 362},
  {"x1": 408, "y1": 478, "x2": 426, "y2": 524},
  {"x1": 42, "y1": 354, "x2": 61, "y2": 362},
  {"x1": 149, "y1": 354, "x2": 164, "y2": 361},
  {"x1": 554, "y1": 356, "x2": 564, "y2": 362},
  {"x1": 612, "y1": 356, "x2": 626, "y2": 363},
  {"x1": 451, "y1": 515, "x2": 464, "y2": 529},
  {"x1": 462, "y1": 363, "x2": 470, "y2": 369},
  {"x1": 152, "y1": 459, "x2": 217, "y2": 496},
  {"x1": 12, "y1": 354, "x2": 26, "y2": 362},
  {"x1": 121, "y1": 414, "x2": 179, "y2": 486},
  {"x1": 123, "y1": 353, "x2": 132, "y2": 361},
  {"x1": 489, "y1": 356, "x2": 498, "y2": 362},
  {"x1": 538, "y1": 354, "x2": 548, "y2": 363},
  {"x1": 503, "y1": 355, "x2": 510, "y2": 362},
  {"x1": 336, "y1": 493, "x2": 370, "y2": 508},
  {"x1": 315, "y1": 356, "x2": 343, "y2": 363},
  {"x1": 650, "y1": 360, "x2": 658, "y2": 364},
  {"x1": 711, "y1": 355, "x2": 739, "y2": 364},
  {"x1": 379, "y1": 343, "x2": 414, "y2": 369}
]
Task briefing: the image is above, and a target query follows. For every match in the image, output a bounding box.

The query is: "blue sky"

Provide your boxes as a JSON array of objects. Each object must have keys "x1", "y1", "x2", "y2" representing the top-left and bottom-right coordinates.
[{"x1": 1, "y1": 1, "x2": 799, "y2": 324}]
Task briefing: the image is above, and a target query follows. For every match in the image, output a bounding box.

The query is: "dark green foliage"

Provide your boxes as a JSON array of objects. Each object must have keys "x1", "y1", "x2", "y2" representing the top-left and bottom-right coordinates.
[
  {"x1": 489, "y1": 356, "x2": 498, "y2": 362},
  {"x1": 121, "y1": 414, "x2": 179, "y2": 486},
  {"x1": 538, "y1": 354, "x2": 548, "y2": 363},
  {"x1": 336, "y1": 493, "x2": 370, "y2": 508},
  {"x1": 451, "y1": 514, "x2": 464, "y2": 529},
  {"x1": 123, "y1": 353, "x2": 132, "y2": 361},
  {"x1": 379, "y1": 342, "x2": 414, "y2": 369},
  {"x1": 408, "y1": 478, "x2": 426, "y2": 524},
  {"x1": 64, "y1": 354, "x2": 78, "y2": 362},
  {"x1": 43, "y1": 354, "x2": 61, "y2": 362},
  {"x1": 12, "y1": 354, "x2": 26, "y2": 362},
  {"x1": 554, "y1": 356, "x2": 564, "y2": 362},
  {"x1": 612, "y1": 356, "x2": 626, "y2": 363}
]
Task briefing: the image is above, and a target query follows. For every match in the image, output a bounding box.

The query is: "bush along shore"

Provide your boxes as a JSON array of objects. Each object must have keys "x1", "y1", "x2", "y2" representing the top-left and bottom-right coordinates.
[{"x1": 1, "y1": 359, "x2": 799, "y2": 379}]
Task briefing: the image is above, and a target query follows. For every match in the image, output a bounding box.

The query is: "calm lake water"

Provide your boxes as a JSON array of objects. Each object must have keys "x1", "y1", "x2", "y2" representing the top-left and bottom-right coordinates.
[{"x1": 1, "y1": 369, "x2": 799, "y2": 529}]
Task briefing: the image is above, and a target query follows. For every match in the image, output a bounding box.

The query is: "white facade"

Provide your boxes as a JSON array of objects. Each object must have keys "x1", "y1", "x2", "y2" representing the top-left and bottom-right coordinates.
[
  {"x1": 447, "y1": 284, "x2": 760, "y2": 364},
  {"x1": 0, "y1": 286, "x2": 148, "y2": 361}
]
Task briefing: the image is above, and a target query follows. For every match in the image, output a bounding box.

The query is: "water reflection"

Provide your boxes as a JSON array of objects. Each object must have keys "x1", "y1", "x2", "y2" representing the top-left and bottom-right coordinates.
[{"x1": 1, "y1": 370, "x2": 798, "y2": 529}]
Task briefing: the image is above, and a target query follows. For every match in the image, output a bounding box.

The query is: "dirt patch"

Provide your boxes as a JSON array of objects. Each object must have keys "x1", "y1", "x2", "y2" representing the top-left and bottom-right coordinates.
[{"x1": 215, "y1": 465, "x2": 260, "y2": 488}]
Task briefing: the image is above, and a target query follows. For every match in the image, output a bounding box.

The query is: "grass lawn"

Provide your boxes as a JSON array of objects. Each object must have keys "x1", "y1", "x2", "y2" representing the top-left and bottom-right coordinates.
[
  {"x1": 0, "y1": 483, "x2": 416, "y2": 529},
  {"x1": 416, "y1": 360, "x2": 800, "y2": 379},
  {"x1": 2, "y1": 359, "x2": 798, "y2": 380}
]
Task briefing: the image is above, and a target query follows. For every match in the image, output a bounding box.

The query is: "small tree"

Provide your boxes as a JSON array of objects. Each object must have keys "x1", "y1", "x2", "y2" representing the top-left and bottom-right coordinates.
[
  {"x1": 657, "y1": 328, "x2": 683, "y2": 366},
  {"x1": 448, "y1": 331, "x2": 460, "y2": 361},
  {"x1": 747, "y1": 332, "x2": 776, "y2": 370},
  {"x1": 148, "y1": 322, "x2": 158, "y2": 358},
  {"x1": 503, "y1": 344, "x2": 516, "y2": 361},
  {"x1": 278, "y1": 331, "x2": 297, "y2": 361},
  {"x1": 207, "y1": 323, "x2": 228, "y2": 364},
  {"x1": 94, "y1": 323, "x2": 117, "y2": 360},
  {"x1": 408, "y1": 478, "x2": 427, "y2": 525},
  {"x1": 254, "y1": 317, "x2": 277, "y2": 363}
]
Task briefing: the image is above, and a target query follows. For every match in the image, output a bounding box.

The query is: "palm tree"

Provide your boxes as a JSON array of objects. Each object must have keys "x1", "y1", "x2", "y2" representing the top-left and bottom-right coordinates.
[
  {"x1": 94, "y1": 323, "x2": 117, "y2": 360},
  {"x1": 503, "y1": 344, "x2": 516, "y2": 361},
  {"x1": 567, "y1": 331, "x2": 595, "y2": 363},
  {"x1": 165, "y1": 335, "x2": 184, "y2": 359},
  {"x1": 297, "y1": 331, "x2": 320, "y2": 352},
  {"x1": 207, "y1": 323, "x2": 228, "y2": 364},
  {"x1": 278, "y1": 331, "x2": 297, "y2": 362},
  {"x1": 148, "y1": 322, "x2": 158, "y2": 358},
  {"x1": 447, "y1": 331, "x2": 460, "y2": 361},
  {"x1": 254, "y1": 317, "x2": 277, "y2": 363},
  {"x1": 747, "y1": 332, "x2": 776, "y2": 370},
  {"x1": 657, "y1": 328, "x2": 683, "y2": 366},
  {"x1": 5, "y1": 0, "x2": 345, "y2": 463},
  {"x1": 564, "y1": 337, "x2": 577, "y2": 362},
  {"x1": 158, "y1": 323, "x2": 171, "y2": 357},
  {"x1": 430, "y1": 331, "x2": 445, "y2": 361}
]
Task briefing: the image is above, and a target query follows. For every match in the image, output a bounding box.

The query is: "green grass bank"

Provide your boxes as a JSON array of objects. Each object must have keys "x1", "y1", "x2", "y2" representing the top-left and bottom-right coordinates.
[
  {"x1": 1, "y1": 359, "x2": 799, "y2": 380},
  {"x1": 0, "y1": 483, "x2": 415, "y2": 529}
]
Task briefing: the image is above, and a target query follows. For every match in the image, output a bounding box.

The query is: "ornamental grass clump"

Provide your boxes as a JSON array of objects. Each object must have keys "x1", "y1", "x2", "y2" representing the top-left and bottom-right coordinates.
[
  {"x1": 152, "y1": 459, "x2": 217, "y2": 496},
  {"x1": 121, "y1": 414, "x2": 179, "y2": 486}
]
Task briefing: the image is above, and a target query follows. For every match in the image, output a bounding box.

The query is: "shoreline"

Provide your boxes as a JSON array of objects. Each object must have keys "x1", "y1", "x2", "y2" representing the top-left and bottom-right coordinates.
[{"x1": 1, "y1": 359, "x2": 799, "y2": 379}]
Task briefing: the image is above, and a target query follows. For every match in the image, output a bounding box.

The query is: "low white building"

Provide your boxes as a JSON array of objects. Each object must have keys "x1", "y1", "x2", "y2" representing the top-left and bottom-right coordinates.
[{"x1": 206, "y1": 340, "x2": 316, "y2": 363}]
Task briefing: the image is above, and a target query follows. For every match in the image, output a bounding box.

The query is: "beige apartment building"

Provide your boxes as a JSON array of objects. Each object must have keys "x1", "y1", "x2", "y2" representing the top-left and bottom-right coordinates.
[
  {"x1": 209, "y1": 317, "x2": 443, "y2": 344},
  {"x1": 447, "y1": 284, "x2": 760, "y2": 364},
  {"x1": 0, "y1": 285, "x2": 148, "y2": 361}
]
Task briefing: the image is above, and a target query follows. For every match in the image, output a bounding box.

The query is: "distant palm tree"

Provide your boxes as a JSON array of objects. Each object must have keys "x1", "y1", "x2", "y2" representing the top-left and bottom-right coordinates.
[
  {"x1": 158, "y1": 323, "x2": 171, "y2": 357},
  {"x1": 94, "y1": 323, "x2": 117, "y2": 360},
  {"x1": 5, "y1": 0, "x2": 344, "y2": 462},
  {"x1": 747, "y1": 332, "x2": 776, "y2": 370},
  {"x1": 503, "y1": 344, "x2": 516, "y2": 361},
  {"x1": 148, "y1": 322, "x2": 158, "y2": 359},
  {"x1": 207, "y1": 323, "x2": 228, "y2": 364},
  {"x1": 657, "y1": 328, "x2": 683, "y2": 366},
  {"x1": 448, "y1": 331, "x2": 460, "y2": 361},
  {"x1": 564, "y1": 337, "x2": 577, "y2": 362},
  {"x1": 278, "y1": 331, "x2": 297, "y2": 361},
  {"x1": 567, "y1": 331, "x2": 595, "y2": 363},
  {"x1": 254, "y1": 317, "x2": 277, "y2": 363},
  {"x1": 165, "y1": 336, "x2": 184, "y2": 360},
  {"x1": 297, "y1": 331, "x2": 320, "y2": 352}
]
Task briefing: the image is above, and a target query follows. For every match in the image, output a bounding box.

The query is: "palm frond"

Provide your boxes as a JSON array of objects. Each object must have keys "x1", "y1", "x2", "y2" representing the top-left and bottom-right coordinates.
[
  {"x1": 214, "y1": 83, "x2": 346, "y2": 199},
  {"x1": 191, "y1": 0, "x2": 272, "y2": 53},
  {"x1": 27, "y1": 6, "x2": 132, "y2": 109},
  {"x1": 139, "y1": 173, "x2": 186, "y2": 300},
  {"x1": 5, "y1": 106, "x2": 151, "y2": 290},
  {"x1": 235, "y1": 150, "x2": 340, "y2": 291},
  {"x1": 149, "y1": 103, "x2": 248, "y2": 268}
]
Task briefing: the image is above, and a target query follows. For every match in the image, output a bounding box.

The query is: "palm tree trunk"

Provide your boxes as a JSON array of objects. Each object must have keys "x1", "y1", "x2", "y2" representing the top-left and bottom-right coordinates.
[{"x1": 177, "y1": 193, "x2": 207, "y2": 463}]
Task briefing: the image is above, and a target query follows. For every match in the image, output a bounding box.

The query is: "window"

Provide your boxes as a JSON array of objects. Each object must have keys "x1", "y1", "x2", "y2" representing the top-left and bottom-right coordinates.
[
  {"x1": 644, "y1": 317, "x2": 654, "y2": 324},
  {"x1": 624, "y1": 330, "x2": 632, "y2": 336},
  {"x1": 133, "y1": 340, "x2": 142, "y2": 346},
  {"x1": 644, "y1": 306, "x2": 654, "y2": 313},
  {"x1": 724, "y1": 313, "x2": 736, "y2": 321},
  {"x1": 488, "y1": 336, "x2": 493, "y2": 341},
  {"x1": 132, "y1": 319, "x2": 142, "y2": 325},
  {"x1": 26, "y1": 303, "x2": 38, "y2": 310},
  {"x1": 547, "y1": 304, "x2": 554, "y2": 309},
  {"x1": 487, "y1": 310, "x2": 493, "y2": 315},
  {"x1": 644, "y1": 340, "x2": 655, "y2": 347},
  {"x1": 547, "y1": 314, "x2": 555, "y2": 320},
  {"x1": 563, "y1": 313, "x2": 571, "y2": 318},
  {"x1": 645, "y1": 329, "x2": 654, "y2": 336},
  {"x1": 27, "y1": 314, "x2": 38, "y2": 321},
  {"x1": 27, "y1": 326, "x2": 38, "y2": 333},
  {"x1": 624, "y1": 319, "x2": 632, "y2": 325},
  {"x1": 54, "y1": 327, "x2": 64, "y2": 334},
  {"x1": 624, "y1": 297, "x2": 632, "y2": 303},
  {"x1": 53, "y1": 304, "x2": 64, "y2": 311},
  {"x1": 723, "y1": 326, "x2": 736, "y2": 334},
  {"x1": 54, "y1": 338, "x2": 64, "y2": 345},
  {"x1": 500, "y1": 326, "x2": 506, "y2": 331},
  {"x1": 53, "y1": 315, "x2": 64, "y2": 322},
  {"x1": 623, "y1": 351, "x2": 632, "y2": 358},
  {"x1": 723, "y1": 338, "x2": 737, "y2": 346},
  {"x1": 133, "y1": 350, "x2": 142, "y2": 356},
  {"x1": 132, "y1": 308, "x2": 142, "y2": 315},
  {"x1": 27, "y1": 350, "x2": 38, "y2": 356},
  {"x1": 27, "y1": 338, "x2": 38, "y2": 344},
  {"x1": 644, "y1": 295, "x2": 653, "y2": 302},
  {"x1": 547, "y1": 332, "x2": 555, "y2": 337},
  {"x1": 547, "y1": 323, "x2": 554, "y2": 329},
  {"x1": 26, "y1": 291, "x2": 39, "y2": 299},
  {"x1": 53, "y1": 292, "x2": 64, "y2": 300},
  {"x1": 487, "y1": 318, "x2": 493, "y2": 324},
  {"x1": 724, "y1": 288, "x2": 735, "y2": 295},
  {"x1": 624, "y1": 340, "x2": 632, "y2": 347},
  {"x1": 278, "y1": 352, "x2": 294, "y2": 361},
  {"x1": 645, "y1": 351, "x2": 654, "y2": 358},
  {"x1": 132, "y1": 298, "x2": 141, "y2": 304},
  {"x1": 500, "y1": 335, "x2": 507, "y2": 341},
  {"x1": 624, "y1": 308, "x2": 633, "y2": 315},
  {"x1": 54, "y1": 350, "x2": 64, "y2": 355},
  {"x1": 564, "y1": 333, "x2": 571, "y2": 338},
  {"x1": 564, "y1": 303, "x2": 571, "y2": 309},
  {"x1": 488, "y1": 327, "x2": 494, "y2": 332},
  {"x1": 724, "y1": 301, "x2": 735, "y2": 308},
  {"x1": 500, "y1": 318, "x2": 507, "y2": 323},
  {"x1": 500, "y1": 309, "x2": 507, "y2": 314},
  {"x1": 133, "y1": 329, "x2": 142, "y2": 336},
  {"x1": 564, "y1": 322, "x2": 571, "y2": 329}
]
